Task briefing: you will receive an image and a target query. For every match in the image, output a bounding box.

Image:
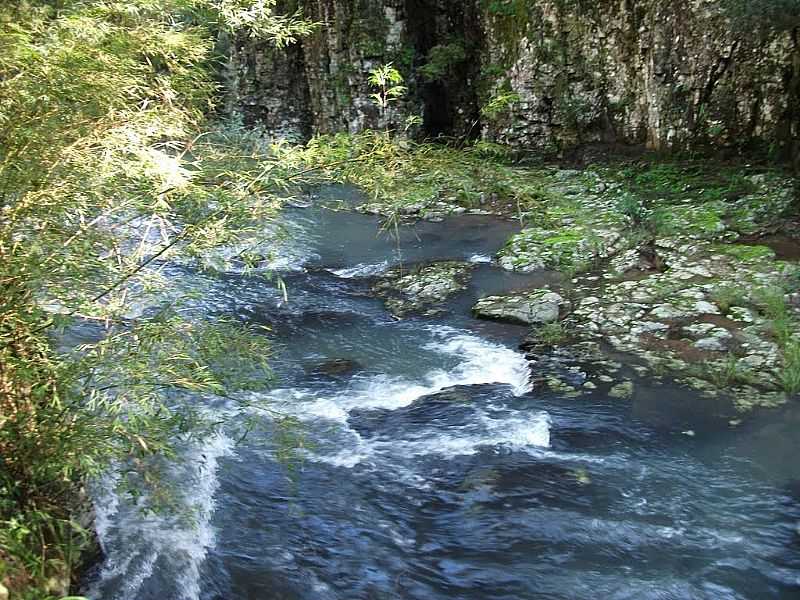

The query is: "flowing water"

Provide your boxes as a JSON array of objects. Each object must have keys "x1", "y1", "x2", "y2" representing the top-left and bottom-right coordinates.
[{"x1": 87, "y1": 186, "x2": 800, "y2": 600}]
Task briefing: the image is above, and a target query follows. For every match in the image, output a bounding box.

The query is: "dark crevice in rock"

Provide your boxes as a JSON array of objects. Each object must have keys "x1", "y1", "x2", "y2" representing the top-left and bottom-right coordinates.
[{"x1": 404, "y1": 0, "x2": 483, "y2": 139}]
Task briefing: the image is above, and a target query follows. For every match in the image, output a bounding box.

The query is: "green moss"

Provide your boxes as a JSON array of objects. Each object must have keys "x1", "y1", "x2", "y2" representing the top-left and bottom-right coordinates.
[
  {"x1": 661, "y1": 204, "x2": 727, "y2": 239},
  {"x1": 712, "y1": 243, "x2": 776, "y2": 262},
  {"x1": 541, "y1": 231, "x2": 583, "y2": 245}
]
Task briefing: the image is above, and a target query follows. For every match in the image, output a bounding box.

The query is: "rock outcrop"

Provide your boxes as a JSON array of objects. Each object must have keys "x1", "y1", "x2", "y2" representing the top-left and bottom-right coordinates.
[
  {"x1": 373, "y1": 260, "x2": 473, "y2": 316},
  {"x1": 225, "y1": 0, "x2": 799, "y2": 156}
]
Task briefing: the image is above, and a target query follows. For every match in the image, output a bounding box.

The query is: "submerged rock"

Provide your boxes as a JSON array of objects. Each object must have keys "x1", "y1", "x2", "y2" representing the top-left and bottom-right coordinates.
[{"x1": 473, "y1": 289, "x2": 569, "y2": 325}]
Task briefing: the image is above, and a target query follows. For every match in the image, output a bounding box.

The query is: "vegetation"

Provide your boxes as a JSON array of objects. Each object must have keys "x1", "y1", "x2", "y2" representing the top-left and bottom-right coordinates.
[
  {"x1": 709, "y1": 285, "x2": 746, "y2": 315},
  {"x1": 780, "y1": 341, "x2": 800, "y2": 394},
  {"x1": 747, "y1": 286, "x2": 800, "y2": 393},
  {"x1": 0, "y1": 1, "x2": 314, "y2": 596},
  {"x1": 481, "y1": 90, "x2": 521, "y2": 122},
  {"x1": 279, "y1": 130, "x2": 558, "y2": 217},
  {"x1": 706, "y1": 354, "x2": 757, "y2": 388},
  {"x1": 367, "y1": 63, "x2": 406, "y2": 112},
  {"x1": 419, "y1": 41, "x2": 466, "y2": 82},
  {"x1": 1, "y1": 2, "x2": 798, "y2": 594},
  {"x1": 532, "y1": 322, "x2": 568, "y2": 346}
]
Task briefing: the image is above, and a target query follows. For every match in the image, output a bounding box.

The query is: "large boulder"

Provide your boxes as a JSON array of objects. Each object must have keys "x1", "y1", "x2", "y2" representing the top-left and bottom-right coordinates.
[{"x1": 472, "y1": 289, "x2": 569, "y2": 325}]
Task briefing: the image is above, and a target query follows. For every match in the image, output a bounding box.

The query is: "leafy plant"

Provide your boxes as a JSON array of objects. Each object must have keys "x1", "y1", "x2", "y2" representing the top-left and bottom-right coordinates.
[
  {"x1": 0, "y1": 0, "x2": 316, "y2": 595},
  {"x1": 419, "y1": 41, "x2": 466, "y2": 81},
  {"x1": 368, "y1": 63, "x2": 407, "y2": 111},
  {"x1": 205, "y1": 0, "x2": 318, "y2": 44},
  {"x1": 481, "y1": 90, "x2": 521, "y2": 121},
  {"x1": 706, "y1": 354, "x2": 756, "y2": 387},
  {"x1": 616, "y1": 193, "x2": 650, "y2": 227}
]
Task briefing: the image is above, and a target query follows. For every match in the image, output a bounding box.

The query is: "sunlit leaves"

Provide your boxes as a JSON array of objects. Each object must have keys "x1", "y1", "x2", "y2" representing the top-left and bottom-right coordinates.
[
  {"x1": 0, "y1": 1, "x2": 314, "y2": 594},
  {"x1": 368, "y1": 63, "x2": 407, "y2": 110},
  {"x1": 197, "y1": 0, "x2": 317, "y2": 45}
]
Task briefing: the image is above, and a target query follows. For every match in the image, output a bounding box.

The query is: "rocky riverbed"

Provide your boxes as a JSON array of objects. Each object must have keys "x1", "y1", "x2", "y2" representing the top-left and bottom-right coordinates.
[{"x1": 362, "y1": 162, "x2": 800, "y2": 418}]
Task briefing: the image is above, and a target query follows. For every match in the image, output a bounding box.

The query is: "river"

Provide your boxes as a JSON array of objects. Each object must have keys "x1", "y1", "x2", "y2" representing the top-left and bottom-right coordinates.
[{"x1": 86, "y1": 185, "x2": 800, "y2": 600}]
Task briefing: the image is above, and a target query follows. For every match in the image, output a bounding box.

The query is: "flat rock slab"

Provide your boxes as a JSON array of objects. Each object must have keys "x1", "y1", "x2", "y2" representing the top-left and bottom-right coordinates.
[{"x1": 472, "y1": 289, "x2": 569, "y2": 325}]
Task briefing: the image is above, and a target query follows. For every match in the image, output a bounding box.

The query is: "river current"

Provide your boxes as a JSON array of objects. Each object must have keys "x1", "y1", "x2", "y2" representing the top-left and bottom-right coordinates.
[{"x1": 86, "y1": 186, "x2": 800, "y2": 600}]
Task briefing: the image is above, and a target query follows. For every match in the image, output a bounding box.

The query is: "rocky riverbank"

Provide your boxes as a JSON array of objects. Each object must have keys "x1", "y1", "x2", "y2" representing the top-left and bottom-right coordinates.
[{"x1": 360, "y1": 156, "x2": 800, "y2": 417}]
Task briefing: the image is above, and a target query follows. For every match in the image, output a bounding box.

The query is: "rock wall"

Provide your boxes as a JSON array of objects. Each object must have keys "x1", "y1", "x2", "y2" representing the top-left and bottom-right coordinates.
[{"x1": 225, "y1": 0, "x2": 799, "y2": 155}]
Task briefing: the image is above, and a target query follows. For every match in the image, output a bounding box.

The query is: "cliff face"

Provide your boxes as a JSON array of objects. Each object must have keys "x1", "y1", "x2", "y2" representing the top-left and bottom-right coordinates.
[{"x1": 226, "y1": 0, "x2": 799, "y2": 155}]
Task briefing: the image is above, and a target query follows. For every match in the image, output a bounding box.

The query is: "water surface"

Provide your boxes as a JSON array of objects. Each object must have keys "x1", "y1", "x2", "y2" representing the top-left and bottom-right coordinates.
[{"x1": 87, "y1": 186, "x2": 800, "y2": 600}]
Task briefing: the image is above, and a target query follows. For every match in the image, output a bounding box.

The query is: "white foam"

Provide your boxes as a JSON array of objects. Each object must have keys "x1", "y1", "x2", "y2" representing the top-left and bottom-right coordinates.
[
  {"x1": 330, "y1": 260, "x2": 390, "y2": 278},
  {"x1": 262, "y1": 327, "x2": 531, "y2": 426},
  {"x1": 468, "y1": 254, "x2": 493, "y2": 264},
  {"x1": 88, "y1": 432, "x2": 233, "y2": 600},
  {"x1": 396, "y1": 411, "x2": 550, "y2": 457},
  {"x1": 259, "y1": 327, "x2": 541, "y2": 468},
  {"x1": 312, "y1": 411, "x2": 551, "y2": 467},
  {"x1": 484, "y1": 412, "x2": 551, "y2": 450},
  {"x1": 423, "y1": 326, "x2": 532, "y2": 397}
]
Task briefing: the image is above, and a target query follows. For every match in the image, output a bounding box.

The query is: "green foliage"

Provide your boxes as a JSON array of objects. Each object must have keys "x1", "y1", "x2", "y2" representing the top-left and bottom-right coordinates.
[
  {"x1": 710, "y1": 285, "x2": 746, "y2": 314},
  {"x1": 281, "y1": 131, "x2": 555, "y2": 216},
  {"x1": 750, "y1": 286, "x2": 800, "y2": 392},
  {"x1": 0, "y1": 1, "x2": 315, "y2": 596},
  {"x1": 202, "y1": 0, "x2": 317, "y2": 44},
  {"x1": 485, "y1": 0, "x2": 528, "y2": 17},
  {"x1": 616, "y1": 193, "x2": 649, "y2": 227},
  {"x1": 612, "y1": 161, "x2": 758, "y2": 206},
  {"x1": 780, "y1": 341, "x2": 800, "y2": 394},
  {"x1": 705, "y1": 354, "x2": 757, "y2": 387},
  {"x1": 753, "y1": 286, "x2": 792, "y2": 344},
  {"x1": 368, "y1": 63, "x2": 406, "y2": 111},
  {"x1": 419, "y1": 41, "x2": 466, "y2": 82},
  {"x1": 533, "y1": 322, "x2": 567, "y2": 346},
  {"x1": 481, "y1": 90, "x2": 521, "y2": 121}
]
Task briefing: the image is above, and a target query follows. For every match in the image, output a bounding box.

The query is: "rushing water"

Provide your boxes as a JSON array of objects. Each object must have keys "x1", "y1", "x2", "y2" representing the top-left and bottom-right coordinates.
[{"x1": 86, "y1": 187, "x2": 800, "y2": 600}]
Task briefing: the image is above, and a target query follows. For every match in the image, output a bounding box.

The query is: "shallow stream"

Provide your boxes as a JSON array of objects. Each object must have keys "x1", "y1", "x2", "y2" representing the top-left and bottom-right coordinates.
[{"x1": 87, "y1": 186, "x2": 800, "y2": 600}]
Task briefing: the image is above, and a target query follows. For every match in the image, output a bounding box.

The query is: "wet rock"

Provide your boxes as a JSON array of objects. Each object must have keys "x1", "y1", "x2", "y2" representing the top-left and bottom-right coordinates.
[
  {"x1": 373, "y1": 261, "x2": 473, "y2": 317},
  {"x1": 608, "y1": 381, "x2": 634, "y2": 399},
  {"x1": 499, "y1": 226, "x2": 625, "y2": 274},
  {"x1": 309, "y1": 358, "x2": 363, "y2": 377},
  {"x1": 400, "y1": 203, "x2": 424, "y2": 215},
  {"x1": 545, "y1": 376, "x2": 582, "y2": 397},
  {"x1": 693, "y1": 336, "x2": 729, "y2": 352},
  {"x1": 473, "y1": 289, "x2": 569, "y2": 325},
  {"x1": 650, "y1": 304, "x2": 686, "y2": 320}
]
